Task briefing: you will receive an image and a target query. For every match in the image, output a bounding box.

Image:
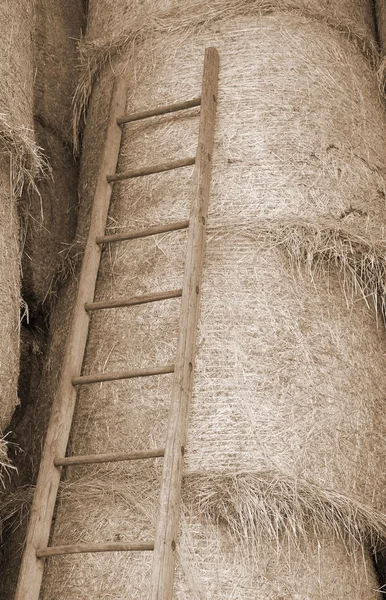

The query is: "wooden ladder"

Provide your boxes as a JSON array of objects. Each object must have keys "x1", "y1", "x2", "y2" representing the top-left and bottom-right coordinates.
[{"x1": 15, "y1": 47, "x2": 219, "y2": 600}]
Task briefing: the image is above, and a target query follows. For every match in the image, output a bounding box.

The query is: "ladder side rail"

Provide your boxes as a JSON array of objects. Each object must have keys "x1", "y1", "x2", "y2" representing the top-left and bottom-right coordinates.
[
  {"x1": 150, "y1": 47, "x2": 219, "y2": 600},
  {"x1": 14, "y1": 77, "x2": 128, "y2": 600}
]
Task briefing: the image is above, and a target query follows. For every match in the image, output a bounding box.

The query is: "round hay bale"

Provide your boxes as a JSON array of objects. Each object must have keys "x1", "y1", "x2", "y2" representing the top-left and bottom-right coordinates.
[
  {"x1": 34, "y1": 0, "x2": 84, "y2": 144},
  {"x1": 21, "y1": 124, "x2": 79, "y2": 305},
  {"x1": 0, "y1": 158, "x2": 20, "y2": 434},
  {"x1": 0, "y1": 0, "x2": 46, "y2": 195},
  {"x1": 85, "y1": 0, "x2": 377, "y2": 44},
  {"x1": 41, "y1": 5, "x2": 386, "y2": 599},
  {"x1": 73, "y1": 0, "x2": 379, "y2": 144},
  {"x1": 0, "y1": 0, "x2": 34, "y2": 132},
  {"x1": 0, "y1": 0, "x2": 41, "y2": 445}
]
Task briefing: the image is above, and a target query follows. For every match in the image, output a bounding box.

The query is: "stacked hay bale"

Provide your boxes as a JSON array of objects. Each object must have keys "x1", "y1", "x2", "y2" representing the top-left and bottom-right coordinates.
[
  {"x1": 39, "y1": 1, "x2": 386, "y2": 598},
  {"x1": 0, "y1": 0, "x2": 45, "y2": 462},
  {"x1": 21, "y1": 0, "x2": 83, "y2": 306}
]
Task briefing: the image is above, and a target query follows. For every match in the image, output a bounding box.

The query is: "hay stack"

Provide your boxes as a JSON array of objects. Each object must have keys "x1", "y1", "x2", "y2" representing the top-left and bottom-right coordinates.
[
  {"x1": 40, "y1": 2, "x2": 386, "y2": 598},
  {"x1": 0, "y1": 0, "x2": 43, "y2": 452}
]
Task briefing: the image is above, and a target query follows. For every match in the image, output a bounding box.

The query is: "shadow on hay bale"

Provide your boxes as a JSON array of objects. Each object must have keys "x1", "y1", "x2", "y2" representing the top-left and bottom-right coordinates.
[
  {"x1": 21, "y1": 125, "x2": 79, "y2": 306},
  {"x1": 33, "y1": 2, "x2": 386, "y2": 598},
  {"x1": 33, "y1": 0, "x2": 84, "y2": 144},
  {"x1": 0, "y1": 0, "x2": 48, "y2": 469},
  {"x1": 18, "y1": 0, "x2": 85, "y2": 307}
]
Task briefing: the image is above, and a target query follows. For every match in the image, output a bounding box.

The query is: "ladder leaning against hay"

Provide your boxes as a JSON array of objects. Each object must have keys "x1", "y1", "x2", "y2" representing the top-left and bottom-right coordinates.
[{"x1": 15, "y1": 47, "x2": 219, "y2": 600}]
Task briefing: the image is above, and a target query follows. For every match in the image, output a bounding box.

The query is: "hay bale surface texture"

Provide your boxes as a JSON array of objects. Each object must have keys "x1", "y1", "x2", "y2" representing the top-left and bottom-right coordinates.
[
  {"x1": 0, "y1": 0, "x2": 38, "y2": 444},
  {"x1": 42, "y1": 1, "x2": 386, "y2": 598}
]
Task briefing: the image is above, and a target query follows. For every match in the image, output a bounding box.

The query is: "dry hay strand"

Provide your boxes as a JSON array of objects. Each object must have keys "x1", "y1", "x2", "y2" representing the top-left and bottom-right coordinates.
[
  {"x1": 0, "y1": 485, "x2": 33, "y2": 533},
  {"x1": 0, "y1": 114, "x2": 48, "y2": 198},
  {"x1": 33, "y1": 0, "x2": 84, "y2": 144},
  {"x1": 72, "y1": 0, "x2": 380, "y2": 148},
  {"x1": 0, "y1": 437, "x2": 17, "y2": 491},
  {"x1": 40, "y1": 9, "x2": 386, "y2": 599}
]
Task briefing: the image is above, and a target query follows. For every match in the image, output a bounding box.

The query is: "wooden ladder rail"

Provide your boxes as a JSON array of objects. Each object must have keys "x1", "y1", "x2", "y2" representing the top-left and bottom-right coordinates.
[
  {"x1": 150, "y1": 47, "x2": 219, "y2": 599},
  {"x1": 14, "y1": 77, "x2": 128, "y2": 600}
]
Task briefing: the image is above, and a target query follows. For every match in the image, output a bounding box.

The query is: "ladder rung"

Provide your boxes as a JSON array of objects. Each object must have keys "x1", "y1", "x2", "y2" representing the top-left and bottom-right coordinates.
[
  {"x1": 106, "y1": 157, "x2": 195, "y2": 183},
  {"x1": 96, "y1": 219, "x2": 189, "y2": 245},
  {"x1": 36, "y1": 542, "x2": 154, "y2": 558},
  {"x1": 117, "y1": 97, "x2": 201, "y2": 125},
  {"x1": 72, "y1": 364, "x2": 174, "y2": 386},
  {"x1": 85, "y1": 289, "x2": 183, "y2": 312},
  {"x1": 55, "y1": 448, "x2": 165, "y2": 467}
]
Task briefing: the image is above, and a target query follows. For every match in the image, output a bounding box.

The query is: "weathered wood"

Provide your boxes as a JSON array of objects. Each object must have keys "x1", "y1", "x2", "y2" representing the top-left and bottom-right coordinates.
[
  {"x1": 150, "y1": 47, "x2": 219, "y2": 600},
  {"x1": 14, "y1": 78, "x2": 129, "y2": 600},
  {"x1": 97, "y1": 219, "x2": 189, "y2": 245},
  {"x1": 107, "y1": 157, "x2": 195, "y2": 183},
  {"x1": 117, "y1": 96, "x2": 201, "y2": 124},
  {"x1": 36, "y1": 542, "x2": 154, "y2": 558},
  {"x1": 72, "y1": 364, "x2": 174, "y2": 386},
  {"x1": 85, "y1": 289, "x2": 183, "y2": 312},
  {"x1": 55, "y1": 448, "x2": 165, "y2": 467}
]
